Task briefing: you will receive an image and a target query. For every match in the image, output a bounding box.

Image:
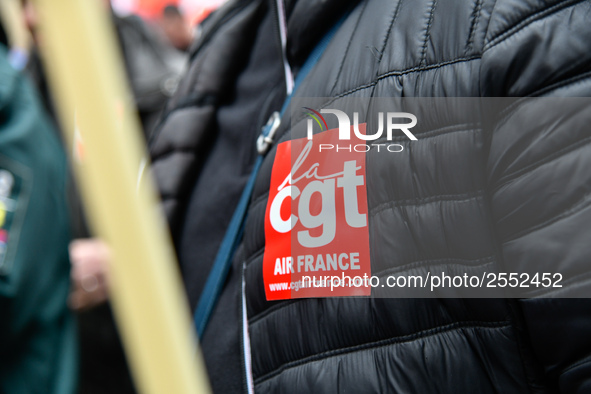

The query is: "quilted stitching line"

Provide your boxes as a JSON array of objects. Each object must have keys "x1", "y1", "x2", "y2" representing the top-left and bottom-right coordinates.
[
  {"x1": 527, "y1": 71, "x2": 591, "y2": 97},
  {"x1": 419, "y1": 0, "x2": 439, "y2": 66},
  {"x1": 503, "y1": 193, "x2": 591, "y2": 243},
  {"x1": 493, "y1": 134, "x2": 591, "y2": 193},
  {"x1": 483, "y1": 0, "x2": 586, "y2": 52},
  {"x1": 377, "y1": 0, "x2": 404, "y2": 66},
  {"x1": 465, "y1": 0, "x2": 484, "y2": 55},
  {"x1": 561, "y1": 354, "x2": 591, "y2": 375},
  {"x1": 253, "y1": 320, "x2": 511, "y2": 385},
  {"x1": 330, "y1": 0, "x2": 369, "y2": 95},
  {"x1": 376, "y1": 55, "x2": 481, "y2": 82},
  {"x1": 372, "y1": 255, "x2": 495, "y2": 278},
  {"x1": 248, "y1": 299, "x2": 299, "y2": 325},
  {"x1": 370, "y1": 190, "x2": 484, "y2": 217}
]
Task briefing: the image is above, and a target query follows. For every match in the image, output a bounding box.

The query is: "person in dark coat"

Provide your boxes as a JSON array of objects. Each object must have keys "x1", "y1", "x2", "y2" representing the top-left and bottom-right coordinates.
[{"x1": 151, "y1": 0, "x2": 591, "y2": 392}]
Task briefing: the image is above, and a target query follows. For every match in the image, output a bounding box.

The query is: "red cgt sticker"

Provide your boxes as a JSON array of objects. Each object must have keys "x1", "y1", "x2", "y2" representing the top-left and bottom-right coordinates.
[{"x1": 263, "y1": 125, "x2": 371, "y2": 300}]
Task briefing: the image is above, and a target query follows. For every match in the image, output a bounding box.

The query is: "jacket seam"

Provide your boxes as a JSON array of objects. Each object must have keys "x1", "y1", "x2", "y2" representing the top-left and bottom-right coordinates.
[
  {"x1": 253, "y1": 320, "x2": 511, "y2": 385},
  {"x1": 377, "y1": 55, "x2": 481, "y2": 82},
  {"x1": 465, "y1": 0, "x2": 484, "y2": 56},
  {"x1": 376, "y1": 0, "x2": 404, "y2": 67},
  {"x1": 481, "y1": 0, "x2": 498, "y2": 47},
  {"x1": 502, "y1": 193, "x2": 591, "y2": 243},
  {"x1": 493, "y1": 134, "x2": 591, "y2": 194},
  {"x1": 370, "y1": 190, "x2": 484, "y2": 217},
  {"x1": 527, "y1": 71, "x2": 591, "y2": 97},
  {"x1": 329, "y1": 0, "x2": 369, "y2": 95},
  {"x1": 248, "y1": 299, "x2": 299, "y2": 326},
  {"x1": 320, "y1": 55, "x2": 481, "y2": 110},
  {"x1": 483, "y1": 0, "x2": 585, "y2": 52},
  {"x1": 291, "y1": 60, "x2": 481, "y2": 141},
  {"x1": 372, "y1": 255, "x2": 494, "y2": 278},
  {"x1": 419, "y1": 0, "x2": 439, "y2": 66},
  {"x1": 560, "y1": 354, "x2": 591, "y2": 375}
]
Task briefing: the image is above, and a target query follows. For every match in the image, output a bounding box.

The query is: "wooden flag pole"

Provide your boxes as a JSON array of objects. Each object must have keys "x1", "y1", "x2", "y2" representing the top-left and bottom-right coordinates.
[{"x1": 33, "y1": 1, "x2": 211, "y2": 393}]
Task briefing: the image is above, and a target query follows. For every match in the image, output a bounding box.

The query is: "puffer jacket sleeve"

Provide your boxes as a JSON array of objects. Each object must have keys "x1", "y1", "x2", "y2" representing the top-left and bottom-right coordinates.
[
  {"x1": 481, "y1": 1, "x2": 591, "y2": 392},
  {"x1": 487, "y1": 96, "x2": 591, "y2": 392}
]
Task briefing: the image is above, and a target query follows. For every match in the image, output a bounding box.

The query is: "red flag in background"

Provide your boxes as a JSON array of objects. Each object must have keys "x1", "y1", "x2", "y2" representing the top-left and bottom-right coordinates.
[
  {"x1": 111, "y1": 0, "x2": 225, "y2": 24},
  {"x1": 136, "y1": 0, "x2": 177, "y2": 19}
]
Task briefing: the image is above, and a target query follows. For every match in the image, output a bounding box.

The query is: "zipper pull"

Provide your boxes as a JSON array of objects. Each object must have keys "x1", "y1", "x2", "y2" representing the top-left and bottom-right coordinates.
[{"x1": 257, "y1": 111, "x2": 281, "y2": 155}]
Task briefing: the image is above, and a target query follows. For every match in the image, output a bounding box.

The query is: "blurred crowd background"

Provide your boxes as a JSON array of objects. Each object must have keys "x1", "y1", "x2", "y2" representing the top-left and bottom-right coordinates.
[{"x1": 0, "y1": 1, "x2": 226, "y2": 393}]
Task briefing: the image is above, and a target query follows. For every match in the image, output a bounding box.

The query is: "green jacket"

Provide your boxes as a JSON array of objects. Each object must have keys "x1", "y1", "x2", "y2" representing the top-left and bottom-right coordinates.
[{"x1": 0, "y1": 46, "x2": 76, "y2": 394}]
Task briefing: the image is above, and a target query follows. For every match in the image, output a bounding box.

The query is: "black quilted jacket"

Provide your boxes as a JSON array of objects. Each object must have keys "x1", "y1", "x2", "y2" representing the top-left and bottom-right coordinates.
[{"x1": 150, "y1": 0, "x2": 591, "y2": 392}]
